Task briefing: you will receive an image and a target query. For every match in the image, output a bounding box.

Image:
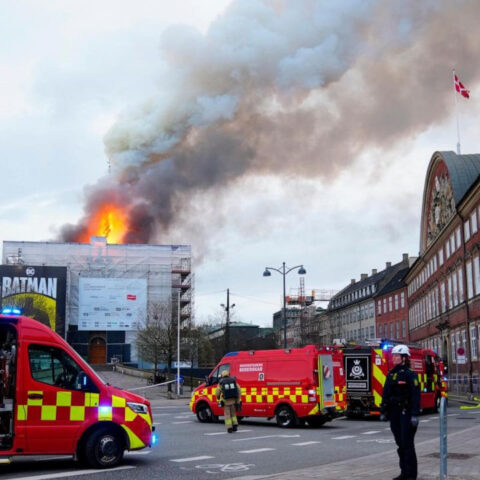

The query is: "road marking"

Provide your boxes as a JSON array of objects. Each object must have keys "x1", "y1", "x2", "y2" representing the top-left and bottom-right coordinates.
[
  {"x1": 172, "y1": 421, "x2": 193, "y2": 424},
  {"x1": 291, "y1": 441, "x2": 322, "y2": 446},
  {"x1": 332, "y1": 435, "x2": 356, "y2": 440},
  {"x1": 126, "y1": 450, "x2": 152, "y2": 455},
  {"x1": 154, "y1": 413, "x2": 172, "y2": 416},
  {"x1": 175, "y1": 415, "x2": 192, "y2": 418},
  {"x1": 447, "y1": 413, "x2": 459, "y2": 417},
  {"x1": 233, "y1": 434, "x2": 300, "y2": 442},
  {"x1": 153, "y1": 422, "x2": 162, "y2": 426},
  {"x1": 205, "y1": 430, "x2": 253, "y2": 436},
  {"x1": 362, "y1": 431, "x2": 380, "y2": 435},
  {"x1": 420, "y1": 419, "x2": 431, "y2": 423},
  {"x1": 11, "y1": 466, "x2": 134, "y2": 479},
  {"x1": 239, "y1": 448, "x2": 275, "y2": 454},
  {"x1": 171, "y1": 455, "x2": 215, "y2": 463}
]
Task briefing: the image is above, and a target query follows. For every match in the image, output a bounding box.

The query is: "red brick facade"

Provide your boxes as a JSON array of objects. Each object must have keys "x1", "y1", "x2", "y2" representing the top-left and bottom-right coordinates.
[
  {"x1": 406, "y1": 151, "x2": 480, "y2": 393},
  {"x1": 376, "y1": 287, "x2": 409, "y2": 342}
]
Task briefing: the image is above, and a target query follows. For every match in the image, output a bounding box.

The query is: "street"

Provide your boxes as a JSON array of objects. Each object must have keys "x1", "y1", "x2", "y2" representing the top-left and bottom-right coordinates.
[{"x1": 1, "y1": 399, "x2": 478, "y2": 480}]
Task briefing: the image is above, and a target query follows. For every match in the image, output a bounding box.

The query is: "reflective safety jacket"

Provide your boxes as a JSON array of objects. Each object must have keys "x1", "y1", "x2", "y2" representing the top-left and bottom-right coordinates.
[{"x1": 380, "y1": 364, "x2": 420, "y2": 416}]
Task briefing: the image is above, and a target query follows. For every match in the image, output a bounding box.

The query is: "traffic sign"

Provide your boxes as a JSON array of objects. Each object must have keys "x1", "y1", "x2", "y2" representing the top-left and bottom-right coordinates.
[
  {"x1": 457, "y1": 347, "x2": 465, "y2": 356},
  {"x1": 457, "y1": 355, "x2": 466, "y2": 365}
]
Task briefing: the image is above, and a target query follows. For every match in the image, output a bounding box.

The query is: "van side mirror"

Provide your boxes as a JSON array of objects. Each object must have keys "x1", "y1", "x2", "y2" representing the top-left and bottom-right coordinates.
[{"x1": 205, "y1": 375, "x2": 210, "y2": 386}]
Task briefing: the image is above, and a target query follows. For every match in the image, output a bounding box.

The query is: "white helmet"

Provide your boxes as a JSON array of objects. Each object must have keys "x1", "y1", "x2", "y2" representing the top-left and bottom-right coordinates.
[{"x1": 392, "y1": 344, "x2": 410, "y2": 356}]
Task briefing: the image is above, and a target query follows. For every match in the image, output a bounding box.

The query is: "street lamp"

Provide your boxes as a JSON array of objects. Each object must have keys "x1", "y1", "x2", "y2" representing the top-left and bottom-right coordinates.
[{"x1": 263, "y1": 262, "x2": 306, "y2": 349}]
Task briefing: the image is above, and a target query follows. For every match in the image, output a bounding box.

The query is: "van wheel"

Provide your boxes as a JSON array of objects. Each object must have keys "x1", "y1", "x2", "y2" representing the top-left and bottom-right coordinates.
[
  {"x1": 276, "y1": 405, "x2": 297, "y2": 428},
  {"x1": 306, "y1": 416, "x2": 327, "y2": 427},
  {"x1": 433, "y1": 394, "x2": 441, "y2": 413},
  {"x1": 84, "y1": 430, "x2": 124, "y2": 469},
  {"x1": 196, "y1": 403, "x2": 215, "y2": 423}
]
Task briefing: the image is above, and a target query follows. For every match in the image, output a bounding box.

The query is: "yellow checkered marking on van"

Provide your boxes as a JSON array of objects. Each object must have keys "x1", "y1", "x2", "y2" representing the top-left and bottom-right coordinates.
[{"x1": 16, "y1": 391, "x2": 139, "y2": 423}]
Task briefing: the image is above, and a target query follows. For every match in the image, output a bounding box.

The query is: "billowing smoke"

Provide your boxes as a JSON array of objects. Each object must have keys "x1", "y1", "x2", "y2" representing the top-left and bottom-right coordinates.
[{"x1": 60, "y1": 0, "x2": 480, "y2": 245}]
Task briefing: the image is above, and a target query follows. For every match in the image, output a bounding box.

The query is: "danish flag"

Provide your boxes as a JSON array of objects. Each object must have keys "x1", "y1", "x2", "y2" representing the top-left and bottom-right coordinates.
[{"x1": 454, "y1": 72, "x2": 470, "y2": 99}]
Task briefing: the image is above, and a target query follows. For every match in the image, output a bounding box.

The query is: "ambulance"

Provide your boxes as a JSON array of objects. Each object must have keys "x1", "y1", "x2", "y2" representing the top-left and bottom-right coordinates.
[
  {"x1": 190, "y1": 345, "x2": 346, "y2": 428},
  {"x1": 343, "y1": 340, "x2": 447, "y2": 418},
  {"x1": 0, "y1": 309, "x2": 156, "y2": 467}
]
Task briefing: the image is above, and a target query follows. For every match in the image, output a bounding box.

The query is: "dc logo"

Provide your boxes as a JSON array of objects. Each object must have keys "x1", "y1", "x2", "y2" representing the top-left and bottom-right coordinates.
[{"x1": 25, "y1": 267, "x2": 35, "y2": 276}]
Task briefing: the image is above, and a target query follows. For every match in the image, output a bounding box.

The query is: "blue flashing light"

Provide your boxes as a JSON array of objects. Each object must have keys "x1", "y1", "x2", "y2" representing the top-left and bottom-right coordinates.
[
  {"x1": 99, "y1": 406, "x2": 111, "y2": 415},
  {"x1": 2, "y1": 306, "x2": 22, "y2": 315},
  {"x1": 382, "y1": 343, "x2": 394, "y2": 350},
  {"x1": 224, "y1": 352, "x2": 238, "y2": 357},
  {"x1": 151, "y1": 432, "x2": 158, "y2": 446}
]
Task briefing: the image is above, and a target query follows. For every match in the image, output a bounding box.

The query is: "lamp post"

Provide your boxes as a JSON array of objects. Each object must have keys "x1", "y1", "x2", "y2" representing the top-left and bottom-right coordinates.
[
  {"x1": 263, "y1": 262, "x2": 306, "y2": 349},
  {"x1": 220, "y1": 288, "x2": 236, "y2": 354}
]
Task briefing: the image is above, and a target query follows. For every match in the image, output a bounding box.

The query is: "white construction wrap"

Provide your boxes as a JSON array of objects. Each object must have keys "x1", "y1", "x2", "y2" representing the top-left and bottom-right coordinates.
[{"x1": 78, "y1": 277, "x2": 147, "y2": 331}]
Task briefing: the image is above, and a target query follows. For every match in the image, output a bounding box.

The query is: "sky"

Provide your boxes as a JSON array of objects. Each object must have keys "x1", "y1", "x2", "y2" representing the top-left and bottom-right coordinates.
[{"x1": 1, "y1": 0, "x2": 480, "y2": 327}]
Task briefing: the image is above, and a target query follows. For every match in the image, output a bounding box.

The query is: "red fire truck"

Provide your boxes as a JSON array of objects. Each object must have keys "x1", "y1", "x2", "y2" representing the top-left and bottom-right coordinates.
[
  {"x1": 190, "y1": 345, "x2": 346, "y2": 428},
  {"x1": 343, "y1": 340, "x2": 447, "y2": 418},
  {"x1": 0, "y1": 308, "x2": 156, "y2": 467}
]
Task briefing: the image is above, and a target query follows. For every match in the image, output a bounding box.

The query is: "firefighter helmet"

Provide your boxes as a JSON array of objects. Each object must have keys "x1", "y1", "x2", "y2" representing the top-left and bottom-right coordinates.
[{"x1": 392, "y1": 344, "x2": 410, "y2": 356}]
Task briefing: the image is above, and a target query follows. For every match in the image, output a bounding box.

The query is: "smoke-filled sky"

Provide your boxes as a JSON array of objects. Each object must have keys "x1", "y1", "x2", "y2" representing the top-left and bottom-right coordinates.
[{"x1": 1, "y1": 0, "x2": 479, "y2": 326}]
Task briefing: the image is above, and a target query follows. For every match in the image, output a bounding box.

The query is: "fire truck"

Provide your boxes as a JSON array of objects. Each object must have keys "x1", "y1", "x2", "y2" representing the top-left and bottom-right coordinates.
[
  {"x1": 343, "y1": 340, "x2": 447, "y2": 418},
  {"x1": 190, "y1": 345, "x2": 346, "y2": 428},
  {"x1": 0, "y1": 308, "x2": 156, "y2": 467}
]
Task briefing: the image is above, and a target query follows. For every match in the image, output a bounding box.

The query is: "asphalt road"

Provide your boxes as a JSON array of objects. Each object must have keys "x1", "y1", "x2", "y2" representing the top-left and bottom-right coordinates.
[{"x1": 2, "y1": 400, "x2": 479, "y2": 480}]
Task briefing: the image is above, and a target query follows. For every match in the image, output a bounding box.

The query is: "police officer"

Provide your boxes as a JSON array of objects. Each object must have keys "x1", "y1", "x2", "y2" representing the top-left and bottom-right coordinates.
[
  {"x1": 380, "y1": 344, "x2": 420, "y2": 480},
  {"x1": 215, "y1": 370, "x2": 241, "y2": 433}
]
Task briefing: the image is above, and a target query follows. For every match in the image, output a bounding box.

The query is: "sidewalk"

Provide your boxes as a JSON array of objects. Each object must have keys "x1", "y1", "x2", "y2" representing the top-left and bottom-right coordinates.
[{"x1": 237, "y1": 395, "x2": 480, "y2": 480}]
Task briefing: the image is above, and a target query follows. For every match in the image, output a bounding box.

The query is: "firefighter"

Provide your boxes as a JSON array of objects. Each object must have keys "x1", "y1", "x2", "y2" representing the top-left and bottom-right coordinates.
[
  {"x1": 215, "y1": 370, "x2": 241, "y2": 433},
  {"x1": 380, "y1": 344, "x2": 420, "y2": 480}
]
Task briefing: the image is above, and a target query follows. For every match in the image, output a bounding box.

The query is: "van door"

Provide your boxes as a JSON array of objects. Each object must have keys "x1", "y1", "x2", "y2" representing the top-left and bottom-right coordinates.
[
  {"x1": 22, "y1": 344, "x2": 98, "y2": 454},
  {"x1": 317, "y1": 355, "x2": 336, "y2": 409}
]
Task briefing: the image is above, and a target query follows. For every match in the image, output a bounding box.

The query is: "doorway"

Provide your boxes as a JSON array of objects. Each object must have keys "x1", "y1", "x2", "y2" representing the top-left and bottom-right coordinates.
[{"x1": 88, "y1": 337, "x2": 106, "y2": 364}]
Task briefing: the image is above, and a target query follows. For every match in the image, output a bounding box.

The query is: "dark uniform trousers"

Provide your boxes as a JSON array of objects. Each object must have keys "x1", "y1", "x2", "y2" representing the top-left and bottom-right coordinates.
[{"x1": 390, "y1": 406, "x2": 418, "y2": 479}]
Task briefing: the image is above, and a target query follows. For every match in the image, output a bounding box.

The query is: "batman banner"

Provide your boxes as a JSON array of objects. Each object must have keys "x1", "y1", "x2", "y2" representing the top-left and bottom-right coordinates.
[{"x1": 0, "y1": 265, "x2": 67, "y2": 338}]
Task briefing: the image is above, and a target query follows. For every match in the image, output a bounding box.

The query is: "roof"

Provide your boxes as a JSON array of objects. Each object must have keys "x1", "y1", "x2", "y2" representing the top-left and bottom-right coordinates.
[
  {"x1": 375, "y1": 267, "x2": 409, "y2": 297},
  {"x1": 440, "y1": 151, "x2": 480, "y2": 205}
]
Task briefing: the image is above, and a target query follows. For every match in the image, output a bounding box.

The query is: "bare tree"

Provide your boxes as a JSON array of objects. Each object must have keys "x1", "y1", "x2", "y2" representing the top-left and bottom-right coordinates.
[{"x1": 136, "y1": 300, "x2": 177, "y2": 385}]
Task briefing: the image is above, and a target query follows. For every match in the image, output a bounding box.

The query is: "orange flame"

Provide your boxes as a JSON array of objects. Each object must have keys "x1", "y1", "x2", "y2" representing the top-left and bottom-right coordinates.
[{"x1": 77, "y1": 204, "x2": 129, "y2": 244}]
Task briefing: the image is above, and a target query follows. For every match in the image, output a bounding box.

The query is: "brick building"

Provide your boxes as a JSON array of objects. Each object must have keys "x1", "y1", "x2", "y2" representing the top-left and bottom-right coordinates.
[
  {"x1": 328, "y1": 255, "x2": 411, "y2": 343},
  {"x1": 406, "y1": 151, "x2": 480, "y2": 393},
  {"x1": 375, "y1": 267, "x2": 410, "y2": 342}
]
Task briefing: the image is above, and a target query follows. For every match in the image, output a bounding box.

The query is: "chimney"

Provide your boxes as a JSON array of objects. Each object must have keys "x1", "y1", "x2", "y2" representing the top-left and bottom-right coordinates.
[
  {"x1": 402, "y1": 253, "x2": 409, "y2": 263},
  {"x1": 350, "y1": 279, "x2": 356, "y2": 285},
  {"x1": 360, "y1": 273, "x2": 368, "y2": 280},
  {"x1": 371, "y1": 268, "x2": 377, "y2": 275},
  {"x1": 386, "y1": 262, "x2": 392, "y2": 269}
]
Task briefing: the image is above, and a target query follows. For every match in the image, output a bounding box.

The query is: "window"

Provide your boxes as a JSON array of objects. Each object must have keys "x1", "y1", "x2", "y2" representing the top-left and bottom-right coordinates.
[
  {"x1": 396, "y1": 321, "x2": 400, "y2": 338},
  {"x1": 402, "y1": 319, "x2": 406, "y2": 339},
  {"x1": 451, "y1": 333, "x2": 456, "y2": 363},
  {"x1": 383, "y1": 298, "x2": 387, "y2": 312},
  {"x1": 389, "y1": 296, "x2": 393, "y2": 312},
  {"x1": 464, "y1": 220, "x2": 471, "y2": 241},
  {"x1": 475, "y1": 256, "x2": 480, "y2": 296},
  {"x1": 400, "y1": 292, "x2": 405, "y2": 309},
  {"x1": 456, "y1": 227, "x2": 461, "y2": 249},
  {"x1": 210, "y1": 363, "x2": 231, "y2": 385},
  {"x1": 452, "y1": 271, "x2": 458, "y2": 307},
  {"x1": 470, "y1": 326, "x2": 477, "y2": 361},
  {"x1": 458, "y1": 267, "x2": 464, "y2": 303},
  {"x1": 439, "y1": 248, "x2": 444, "y2": 266},
  {"x1": 467, "y1": 260, "x2": 474, "y2": 299},
  {"x1": 28, "y1": 345, "x2": 94, "y2": 391},
  {"x1": 394, "y1": 295, "x2": 399, "y2": 310},
  {"x1": 448, "y1": 275, "x2": 453, "y2": 309},
  {"x1": 472, "y1": 210, "x2": 478, "y2": 234},
  {"x1": 446, "y1": 240, "x2": 451, "y2": 258},
  {"x1": 370, "y1": 326, "x2": 375, "y2": 338},
  {"x1": 390, "y1": 323, "x2": 394, "y2": 338},
  {"x1": 379, "y1": 324, "x2": 383, "y2": 337}
]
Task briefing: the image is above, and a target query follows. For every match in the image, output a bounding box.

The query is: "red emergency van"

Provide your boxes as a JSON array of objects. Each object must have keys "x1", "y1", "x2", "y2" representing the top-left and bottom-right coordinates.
[
  {"x1": 0, "y1": 309, "x2": 156, "y2": 467},
  {"x1": 190, "y1": 345, "x2": 346, "y2": 428},
  {"x1": 343, "y1": 340, "x2": 447, "y2": 418}
]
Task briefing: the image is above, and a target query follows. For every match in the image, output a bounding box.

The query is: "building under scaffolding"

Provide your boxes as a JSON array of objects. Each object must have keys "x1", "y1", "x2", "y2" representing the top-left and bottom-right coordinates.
[{"x1": 1, "y1": 238, "x2": 193, "y2": 364}]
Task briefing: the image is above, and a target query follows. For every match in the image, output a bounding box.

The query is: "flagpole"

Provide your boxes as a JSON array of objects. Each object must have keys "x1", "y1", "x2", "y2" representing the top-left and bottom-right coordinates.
[{"x1": 453, "y1": 69, "x2": 461, "y2": 155}]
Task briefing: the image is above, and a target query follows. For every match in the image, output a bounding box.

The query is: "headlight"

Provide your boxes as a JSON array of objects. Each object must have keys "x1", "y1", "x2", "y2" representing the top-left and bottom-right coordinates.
[{"x1": 127, "y1": 402, "x2": 149, "y2": 414}]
